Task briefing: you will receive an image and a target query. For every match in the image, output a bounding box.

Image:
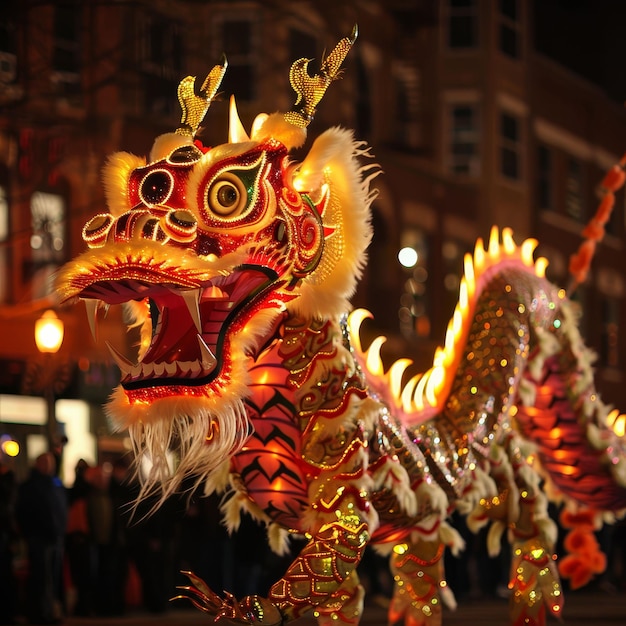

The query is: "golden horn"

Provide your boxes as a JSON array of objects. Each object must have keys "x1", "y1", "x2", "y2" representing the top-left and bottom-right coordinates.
[
  {"x1": 176, "y1": 55, "x2": 228, "y2": 137},
  {"x1": 284, "y1": 24, "x2": 358, "y2": 128}
]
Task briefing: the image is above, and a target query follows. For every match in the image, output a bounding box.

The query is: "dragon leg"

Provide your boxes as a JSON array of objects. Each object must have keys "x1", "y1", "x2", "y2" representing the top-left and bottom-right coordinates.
[
  {"x1": 178, "y1": 510, "x2": 369, "y2": 625},
  {"x1": 388, "y1": 535, "x2": 451, "y2": 626},
  {"x1": 268, "y1": 514, "x2": 370, "y2": 623},
  {"x1": 311, "y1": 569, "x2": 365, "y2": 626},
  {"x1": 506, "y1": 441, "x2": 563, "y2": 626},
  {"x1": 468, "y1": 436, "x2": 562, "y2": 626}
]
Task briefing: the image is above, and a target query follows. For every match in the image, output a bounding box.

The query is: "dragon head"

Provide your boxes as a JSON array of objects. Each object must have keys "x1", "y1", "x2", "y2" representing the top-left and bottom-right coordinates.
[{"x1": 57, "y1": 28, "x2": 377, "y2": 490}]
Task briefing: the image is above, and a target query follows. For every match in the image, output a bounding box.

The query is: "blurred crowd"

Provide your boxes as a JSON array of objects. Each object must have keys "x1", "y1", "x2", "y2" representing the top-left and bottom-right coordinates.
[
  {"x1": 1, "y1": 451, "x2": 626, "y2": 625},
  {"x1": 0, "y1": 451, "x2": 295, "y2": 626}
]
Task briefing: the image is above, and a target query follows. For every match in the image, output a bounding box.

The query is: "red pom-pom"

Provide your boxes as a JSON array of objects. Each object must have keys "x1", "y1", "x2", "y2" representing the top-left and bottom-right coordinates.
[
  {"x1": 600, "y1": 165, "x2": 626, "y2": 192},
  {"x1": 581, "y1": 220, "x2": 604, "y2": 241},
  {"x1": 559, "y1": 508, "x2": 596, "y2": 530},
  {"x1": 595, "y1": 192, "x2": 615, "y2": 224}
]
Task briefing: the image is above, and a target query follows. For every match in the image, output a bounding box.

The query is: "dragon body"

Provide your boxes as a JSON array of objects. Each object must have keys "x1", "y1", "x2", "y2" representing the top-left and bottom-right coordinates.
[{"x1": 57, "y1": 32, "x2": 626, "y2": 626}]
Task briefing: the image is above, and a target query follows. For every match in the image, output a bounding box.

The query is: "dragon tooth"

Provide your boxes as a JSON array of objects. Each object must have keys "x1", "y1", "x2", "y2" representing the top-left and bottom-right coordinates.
[
  {"x1": 105, "y1": 341, "x2": 133, "y2": 376},
  {"x1": 84, "y1": 299, "x2": 100, "y2": 341},
  {"x1": 178, "y1": 360, "x2": 197, "y2": 377},
  {"x1": 140, "y1": 361, "x2": 155, "y2": 377},
  {"x1": 153, "y1": 362, "x2": 165, "y2": 376},
  {"x1": 165, "y1": 362, "x2": 178, "y2": 375},
  {"x1": 197, "y1": 334, "x2": 217, "y2": 371},
  {"x1": 182, "y1": 289, "x2": 203, "y2": 333}
]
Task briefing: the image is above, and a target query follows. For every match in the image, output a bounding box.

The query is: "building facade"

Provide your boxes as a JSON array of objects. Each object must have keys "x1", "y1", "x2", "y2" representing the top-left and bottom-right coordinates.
[{"x1": 1, "y1": 0, "x2": 624, "y2": 478}]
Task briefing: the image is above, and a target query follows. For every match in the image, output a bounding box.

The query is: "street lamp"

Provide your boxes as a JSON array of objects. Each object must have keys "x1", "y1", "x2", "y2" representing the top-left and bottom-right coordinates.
[
  {"x1": 34, "y1": 310, "x2": 65, "y2": 452},
  {"x1": 35, "y1": 310, "x2": 65, "y2": 353}
]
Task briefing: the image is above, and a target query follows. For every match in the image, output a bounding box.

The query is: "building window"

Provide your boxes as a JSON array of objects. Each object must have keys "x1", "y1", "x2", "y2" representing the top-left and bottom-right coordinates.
[
  {"x1": 0, "y1": 6, "x2": 17, "y2": 84},
  {"x1": 565, "y1": 158, "x2": 584, "y2": 221},
  {"x1": 213, "y1": 17, "x2": 258, "y2": 103},
  {"x1": 0, "y1": 185, "x2": 7, "y2": 302},
  {"x1": 446, "y1": 0, "x2": 478, "y2": 49},
  {"x1": 601, "y1": 298, "x2": 620, "y2": 369},
  {"x1": 288, "y1": 27, "x2": 317, "y2": 63},
  {"x1": 498, "y1": 0, "x2": 521, "y2": 59},
  {"x1": 138, "y1": 12, "x2": 183, "y2": 117},
  {"x1": 30, "y1": 191, "x2": 65, "y2": 266},
  {"x1": 367, "y1": 208, "x2": 399, "y2": 330},
  {"x1": 355, "y1": 56, "x2": 372, "y2": 140},
  {"x1": 448, "y1": 103, "x2": 480, "y2": 176},
  {"x1": 442, "y1": 238, "x2": 467, "y2": 322},
  {"x1": 52, "y1": 3, "x2": 82, "y2": 95},
  {"x1": 392, "y1": 63, "x2": 421, "y2": 150},
  {"x1": 29, "y1": 191, "x2": 66, "y2": 299},
  {"x1": 398, "y1": 230, "x2": 431, "y2": 339},
  {"x1": 537, "y1": 145, "x2": 553, "y2": 209},
  {"x1": 500, "y1": 111, "x2": 521, "y2": 180}
]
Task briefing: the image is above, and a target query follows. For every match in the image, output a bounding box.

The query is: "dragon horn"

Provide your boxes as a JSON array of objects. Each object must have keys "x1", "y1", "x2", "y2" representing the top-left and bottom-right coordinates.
[
  {"x1": 284, "y1": 25, "x2": 358, "y2": 128},
  {"x1": 176, "y1": 55, "x2": 228, "y2": 137}
]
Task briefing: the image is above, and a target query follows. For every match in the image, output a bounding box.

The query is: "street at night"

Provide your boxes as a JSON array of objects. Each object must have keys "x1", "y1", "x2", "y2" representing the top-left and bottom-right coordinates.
[{"x1": 62, "y1": 590, "x2": 626, "y2": 625}]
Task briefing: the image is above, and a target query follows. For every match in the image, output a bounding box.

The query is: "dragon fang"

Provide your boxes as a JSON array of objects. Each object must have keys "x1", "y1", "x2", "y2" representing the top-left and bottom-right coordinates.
[{"x1": 57, "y1": 28, "x2": 626, "y2": 626}]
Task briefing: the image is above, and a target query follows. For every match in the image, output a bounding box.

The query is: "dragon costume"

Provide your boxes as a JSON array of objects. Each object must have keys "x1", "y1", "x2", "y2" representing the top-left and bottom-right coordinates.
[{"x1": 57, "y1": 29, "x2": 626, "y2": 626}]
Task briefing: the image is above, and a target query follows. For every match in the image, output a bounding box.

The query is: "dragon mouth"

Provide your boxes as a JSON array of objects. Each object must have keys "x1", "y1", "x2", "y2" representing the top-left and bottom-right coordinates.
[{"x1": 77, "y1": 264, "x2": 280, "y2": 390}]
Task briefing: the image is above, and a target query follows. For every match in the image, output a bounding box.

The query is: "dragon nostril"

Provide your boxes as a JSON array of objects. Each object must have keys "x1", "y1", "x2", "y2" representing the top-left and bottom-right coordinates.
[
  {"x1": 162, "y1": 209, "x2": 198, "y2": 243},
  {"x1": 274, "y1": 221, "x2": 286, "y2": 244},
  {"x1": 170, "y1": 209, "x2": 196, "y2": 228},
  {"x1": 82, "y1": 213, "x2": 113, "y2": 248},
  {"x1": 140, "y1": 170, "x2": 173, "y2": 206}
]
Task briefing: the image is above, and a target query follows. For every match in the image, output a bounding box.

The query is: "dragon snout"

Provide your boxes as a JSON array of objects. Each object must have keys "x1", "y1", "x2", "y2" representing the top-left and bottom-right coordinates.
[{"x1": 82, "y1": 208, "x2": 198, "y2": 248}]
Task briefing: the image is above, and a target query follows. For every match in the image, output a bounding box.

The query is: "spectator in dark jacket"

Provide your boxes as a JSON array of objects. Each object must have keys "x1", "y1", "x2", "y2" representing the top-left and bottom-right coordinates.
[
  {"x1": 0, "y1": 457, "x2": 18, "y2": 625},
  {"x1": 16, "y1": 453, "x2": 67, "y2": 625}
]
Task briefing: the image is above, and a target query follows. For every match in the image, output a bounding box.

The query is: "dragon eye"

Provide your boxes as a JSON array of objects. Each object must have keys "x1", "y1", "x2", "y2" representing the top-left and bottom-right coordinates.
[
  {"x1": 140, "y1": 169, "x2": 173, "y2": 206},
  {"x1": 206, "y1": 173, "x2": 248, "y2": 217}
]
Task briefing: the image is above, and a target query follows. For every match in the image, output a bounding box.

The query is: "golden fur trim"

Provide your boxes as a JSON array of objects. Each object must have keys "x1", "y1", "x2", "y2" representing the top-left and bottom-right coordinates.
[{"x1": 102, "y1": 152, "x2": 145, "y2": 216}]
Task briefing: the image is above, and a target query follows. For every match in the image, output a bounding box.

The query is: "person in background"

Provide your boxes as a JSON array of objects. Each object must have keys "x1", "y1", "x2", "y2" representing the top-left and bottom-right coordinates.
[
  {"x1": 0, "y1": 456, "x2": 18, "y2": 625},
  {"x1": 16, "y1": 453, "x2": 67, "y2": 625},
  {"x1": 65, "y1": 459, "x2": 93, "y2": 617}
]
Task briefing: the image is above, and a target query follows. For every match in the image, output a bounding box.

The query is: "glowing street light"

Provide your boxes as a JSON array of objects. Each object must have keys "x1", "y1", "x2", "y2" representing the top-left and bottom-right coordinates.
[
  {"x1": 398, "y1": 246, "x2": 418, "y2": 268},
  {"x1": 35, "y1": 310, "x2": 65, "y2": 353},
  {"x1": 0, "y1": 436, "x2": 19, "y2": 457},
  {"x1": 34, "y1": 310, "x2": 65, "y2": 453}
]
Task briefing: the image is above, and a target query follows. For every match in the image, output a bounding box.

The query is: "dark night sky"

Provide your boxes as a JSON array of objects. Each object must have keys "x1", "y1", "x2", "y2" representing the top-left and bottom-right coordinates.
[{"x1": 534, "y1": 0, "x2": 626, "y2": 105}]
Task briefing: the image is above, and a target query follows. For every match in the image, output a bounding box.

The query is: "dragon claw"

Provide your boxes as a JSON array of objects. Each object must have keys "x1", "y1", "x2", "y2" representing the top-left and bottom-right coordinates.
[{"x1": 174, "y1": 572, "x2": 283, "y2": 625}]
